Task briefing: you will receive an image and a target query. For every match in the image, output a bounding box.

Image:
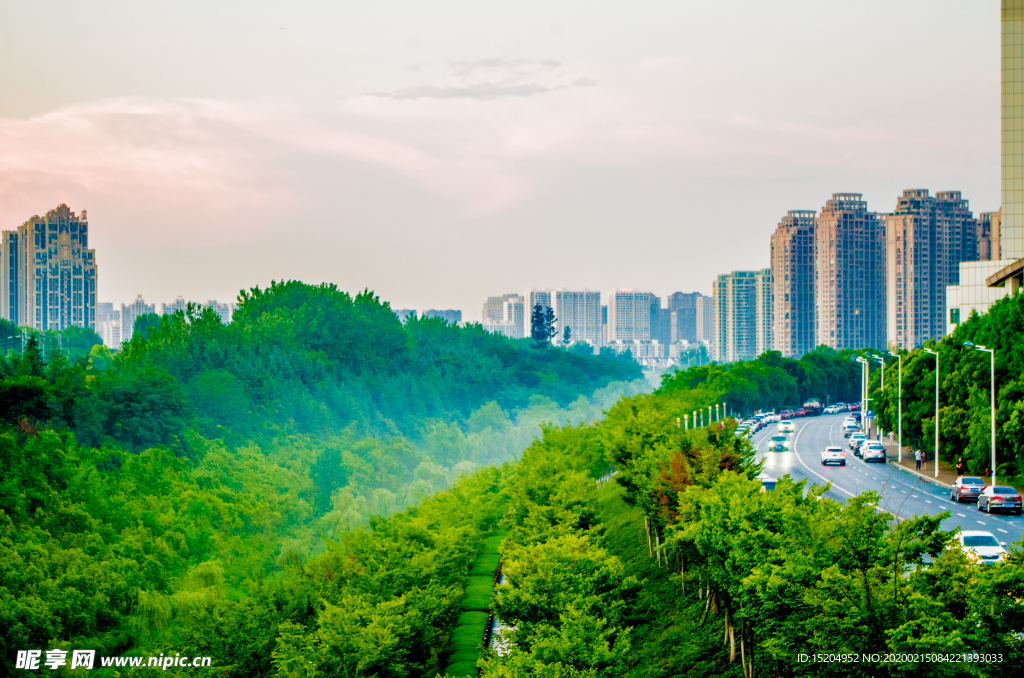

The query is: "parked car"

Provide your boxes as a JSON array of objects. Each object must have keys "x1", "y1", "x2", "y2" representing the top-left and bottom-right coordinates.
[
  {"x1": 843, "y1": 421, "x2": 858, "y2": 438},
  {"x1": 951, "y1": 476, "x2": 986, "y2": 503},
  {"x1": 978, "y1": 485, "x2": 1023, "y2": 514},
  {"x1": 823, "y1": 405, "x2": 840, "y2": 414},
  {"x1": 835, "y1": 402, "x2": 847, "y2": 412},
  {"x1": 954, "y1": 530, "x2": 1009, "y2": 564},
  {"x1": 778, "y1": 420, "x2": 795, "y2": 433},
  {"x1": 849, "y1": 403, "x2": 860, "y2": 412},
  {"x1": 780, "y1": 410, "x2": 793, "y2": 420},
  {"x1": 821, "y1": 446, "x2": 846, "y2": 466},
  {"x1": 768, "y1": 435, "x2": 789, "y2": 452},
  {"x1": 861, "y1": 441, "x2": 886, "y2": 463},
  {"x1": 794, "y1": 408, "x2": 806, "y2": 417},
  {"x1": 849, "y1": 433, "x2": 866, "y2": 455}
]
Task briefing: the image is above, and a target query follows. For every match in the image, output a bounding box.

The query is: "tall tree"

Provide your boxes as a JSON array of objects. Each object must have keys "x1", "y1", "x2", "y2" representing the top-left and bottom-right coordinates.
[{"x1": 530, "y1": 304, "x2": 557, "y2": 349}]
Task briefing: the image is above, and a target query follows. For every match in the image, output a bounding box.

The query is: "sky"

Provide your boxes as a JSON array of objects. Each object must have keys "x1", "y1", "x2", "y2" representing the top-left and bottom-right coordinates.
[{"x1": 0, "y1": 0, "x2": 1001, "y2": 321}]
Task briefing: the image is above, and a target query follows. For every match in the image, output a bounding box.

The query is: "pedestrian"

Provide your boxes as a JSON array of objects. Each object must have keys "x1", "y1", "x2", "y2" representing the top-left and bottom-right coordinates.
[
  {"x1": 915, "y1": 448, "x2": 922, "y2": 471},
  {"x1": 956, "y1": 457, "x2": 965, "y2": 477}
]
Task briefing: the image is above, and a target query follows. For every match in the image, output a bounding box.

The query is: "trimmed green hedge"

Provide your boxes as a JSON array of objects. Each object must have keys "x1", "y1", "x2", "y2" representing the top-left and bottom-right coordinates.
[{"x1": 442, "y1": 530, "x2": 506, "y2": 677}]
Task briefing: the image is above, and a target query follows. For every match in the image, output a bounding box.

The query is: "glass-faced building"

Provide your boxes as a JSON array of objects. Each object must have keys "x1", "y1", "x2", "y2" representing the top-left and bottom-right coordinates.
[{"x1": 0, "y1": 204, "x2": 97, "y2": 332}]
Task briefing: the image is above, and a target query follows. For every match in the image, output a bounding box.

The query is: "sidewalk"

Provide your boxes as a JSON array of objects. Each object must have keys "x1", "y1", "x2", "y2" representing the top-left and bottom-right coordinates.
[{"x1": 880, "y1": 441, "x2": 956, "y2": 488}]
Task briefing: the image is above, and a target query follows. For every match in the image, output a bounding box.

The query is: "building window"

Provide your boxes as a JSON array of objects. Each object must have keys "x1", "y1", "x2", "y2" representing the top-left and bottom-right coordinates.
[{"x1": 950, "y1": 308, "x2": 960, "y2": 325}]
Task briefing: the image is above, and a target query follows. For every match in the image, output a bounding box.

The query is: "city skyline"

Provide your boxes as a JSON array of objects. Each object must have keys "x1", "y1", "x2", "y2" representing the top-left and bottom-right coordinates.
[{"x1": 0, "y1": 2, "x2": 1000, "y2": 320}]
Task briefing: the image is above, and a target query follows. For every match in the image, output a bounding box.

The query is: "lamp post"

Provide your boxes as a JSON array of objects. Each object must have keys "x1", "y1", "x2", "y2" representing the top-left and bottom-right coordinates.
[
  {"x1": 854, "y1": 356, "x2": 869, "y2": 427},
  {"x1": 965, "y1": 342, "x2": 997, "y2": 486},
  {"x1": 923, "y1": 348, "x2": 939, "y2": 479},
  {"x1": 888, "y1": 351, "x2": 902, "y2": 462}
]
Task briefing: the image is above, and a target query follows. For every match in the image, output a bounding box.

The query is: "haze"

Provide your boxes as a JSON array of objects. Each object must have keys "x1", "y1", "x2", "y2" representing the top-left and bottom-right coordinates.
[{"x1": 0, "y1": 0, "x2": 999, "y2": 319}]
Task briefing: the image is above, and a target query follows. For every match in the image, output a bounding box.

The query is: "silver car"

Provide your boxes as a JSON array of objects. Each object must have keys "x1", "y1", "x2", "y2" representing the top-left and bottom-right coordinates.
[
  {"x1": 978, "y1": 485, "x2": 1023, "y2": 515},
  {"x1": 951, "y1": 476, "x2": 985, "y2": 503},
  {"x1": 861, "y1": 441, "x2": 886, "y2": 463}
]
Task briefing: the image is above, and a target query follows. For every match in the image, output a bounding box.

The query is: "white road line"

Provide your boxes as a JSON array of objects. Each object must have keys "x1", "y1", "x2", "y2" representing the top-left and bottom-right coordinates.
[
  {"x1": 925, "y1": 500, "x2": 932, "y2": 504},
  {"x1": 998, "y1": 528, "x2": 1009, "y2": 534},
  {"x1": 957, "y1": 513, "x2": 967, "y2": 517},
  {"x1": 977, "y1": 521, "x2": 987, "y2": 525},
  {"x1": 912, "y1": 494, "x2": 919, "y2": 498}
]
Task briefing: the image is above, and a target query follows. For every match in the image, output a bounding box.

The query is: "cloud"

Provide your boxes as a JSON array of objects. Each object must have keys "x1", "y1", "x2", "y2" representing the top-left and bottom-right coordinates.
[{"x1": 448, "y1": 58, "x2": 560, "y2": 78}]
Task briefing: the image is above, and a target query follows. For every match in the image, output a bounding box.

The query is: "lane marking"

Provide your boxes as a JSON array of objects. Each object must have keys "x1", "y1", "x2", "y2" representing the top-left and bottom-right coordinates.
[
  {"x1": 998, "y1": 528, "x2": 1009, "y2": 534},
  {"x1": 912, "y1": 494, "x2": 919, "y2": 498},
  {"x1": 957, "y1": 513, "x2": 967, "y2": 517},
  {"x1": 925, "y1": 500, "x2": 932, "y2": 504},
  {"x1": 977, "y1": 521, "x2": 987, "y2": 525}
]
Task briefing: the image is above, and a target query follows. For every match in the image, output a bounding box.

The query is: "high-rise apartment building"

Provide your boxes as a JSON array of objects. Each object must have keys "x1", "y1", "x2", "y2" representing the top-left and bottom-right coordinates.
[
  {"x1": 525, "y1": 289, "x2": 552, "y2": 339},
  {"x1": 96, "y1": 302, "x2": 121, "y2": 349},
  {"x1": 606, "y1": 289, "x2": 657, "y2": 342},
  {"x1": 121, "y1": 295, "x2": 156, "y2": 345},
  {"x1": 424, "y1": 309, "x2": 462, "y2": 324},
  {"x1": 162, "y1": 297, "x2": 188, "y2": 316},
  {"x1": 482, "y1": 293, "x2": 521, "y2": 323},
  {"x1": 885, "y1": 190, "x2": 978, "y2": 349},
  {"x1": 755, "y1": 269, "x2": 772, "y2": 356},
  {"x1": 695, "y1": 295, "x2": 713, "y2": 344},
  {"x1": 205, "y1": 300, "x2": 235, "y2": 324},
  {"x1": 978, "y1": 211, "x2": 1002, "y2": 261},
  {"x1": 712, "y1": 271, "x2": 762, "y2": 362},
  {"x1": 394, "y1": 309, "x2": 416, "y2": 322},
  {"x1": 666, "y1": 292, "x2": 701, "y2": 343},
  {"x1": 770, "y1": 210, "x2": 816, "y2": 357},
  {"x1": 0, "y1": 204, "x2": 97, "y2": 331},
  {"x1": 551, "y1": 290, "x2": 602, "y2": 346},
  {"x1": 815, "y1": 193, "x2": 887, "y2": 351}
]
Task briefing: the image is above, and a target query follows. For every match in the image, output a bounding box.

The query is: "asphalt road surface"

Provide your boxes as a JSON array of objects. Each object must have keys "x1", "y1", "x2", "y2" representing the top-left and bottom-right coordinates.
[{"x1": 751, "y1": 413, "x2": 1024, "y2": 547}]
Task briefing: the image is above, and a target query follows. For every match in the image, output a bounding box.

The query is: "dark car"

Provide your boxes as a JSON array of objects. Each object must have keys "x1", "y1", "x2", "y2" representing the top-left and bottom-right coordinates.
[
  {"x1": 978, "y1": 486, "x2": 1023, "y2": 515},
  {"x1": 794, "y1": 408, "x2": 806, "y2": 417},
  {"x1": 951, "y1": 476, "x2": 986, "y2": 503}
]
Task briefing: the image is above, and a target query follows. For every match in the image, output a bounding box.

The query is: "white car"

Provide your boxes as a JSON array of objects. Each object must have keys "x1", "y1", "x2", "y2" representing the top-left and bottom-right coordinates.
[
  {"x1": 861, "y1": 441, "x2": 886, "y2": 463},
  {"x1": 823, "y1": 405, "x2": 840, "y2": 414},
  {"x1": 821, "y1": 446, "x2": 846, "y2": 466},
  {"x1": 778, "y1": 420, "x2": 795, "y2": 433},
  {"x1": 768, "y1": 435, "x2": 789, "y2": 452},
  {"x1": 848, "y1": 433, "x2": 866, "y2": 453},
  {"x1": 954, "y1": 531, "x2": 1009, "y2": 565}
]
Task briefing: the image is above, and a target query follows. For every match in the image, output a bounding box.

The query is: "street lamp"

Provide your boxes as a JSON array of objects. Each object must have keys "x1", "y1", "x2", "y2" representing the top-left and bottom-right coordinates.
[
  {"x1": 923, "y1": 348, "x2": 940, "y2": 479},
  {"x1": 965, "y1": 342, "x2": 997, "y2": 486},
  {"x1": 888, "y1": 351, "x2": 902, "y2": 462},
  {"x1": 854, "y1": 356, "x2": 869, "y2": 423}
]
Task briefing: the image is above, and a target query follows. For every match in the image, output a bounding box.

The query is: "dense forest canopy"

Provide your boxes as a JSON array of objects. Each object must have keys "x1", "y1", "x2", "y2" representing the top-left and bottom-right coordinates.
[{"x1": 0, "y1": 281, "x2": 647, "y2": 677}]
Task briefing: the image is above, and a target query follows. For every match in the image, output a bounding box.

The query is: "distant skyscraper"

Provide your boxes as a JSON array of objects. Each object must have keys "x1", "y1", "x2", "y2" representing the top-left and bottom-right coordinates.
[
  {"x1": 815, "y1": 193, "x2": 886, "y2": 351},
  {"x1": 978, "y1": 210, "x2": 1002, "y2": 261},
  {"x1": 482, "y1": 293, "x2": 520, "y2": 323},
  {"x1": 0, "y1": 204, "x2": 97, "y2": 331},
  {"x1": 424, "y1": 309, "x2": 462, "y2": 324},
  {"x1": 551, "y1": 290, "x2": 602, "y2": 346},
  {"x1": 161, "y1": 296, "x2": 188, "y2": 316},
  {"x1": 886, "y1": 190, "x2": 978, "y2": 349},
  {"x1": 712, "y1": 271, "x2": 762, "y2": 362},
  {"x1": 394, "y1": 309, "x2": 417, "y2": 322},
  {"x1": 606, "y1": 290, "x2": 656, "y2": 342},
  {"x1": 666, "y1": 292, "x2": 700, "y2": 343},
  {"x1": 484, "y1": 296, "x2": 526, "y2": 339},
  {"x1": 755, "y1": 269, "x2": 772, "y2": 356},
  {"x1": 204, "y1": 300, "x2": 235, "y2": 324},
  {"x1": 770, "y1": 210, "x2": 816, "y2": 357},
  {"x1": 96, "y1": 302, "x2": 121, "y2": 348},
  {"x1": 121, "y1": 294, "x2": 156, "y2": 344},
  {"x1": 694, "y1": 294, "x2": 713, "y2": 344}
]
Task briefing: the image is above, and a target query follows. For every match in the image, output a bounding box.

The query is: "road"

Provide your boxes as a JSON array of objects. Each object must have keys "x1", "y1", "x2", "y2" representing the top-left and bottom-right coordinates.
[{"x1": 750, "y1": 413, "x2": 1024, "y2": 547}]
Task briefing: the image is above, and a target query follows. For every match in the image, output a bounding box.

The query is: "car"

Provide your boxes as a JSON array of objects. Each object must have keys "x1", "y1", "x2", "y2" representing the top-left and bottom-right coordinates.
[
  {"x1": 951, "y1": 476, "x2": 986, "y2": 503},
  {"x1": 821, "y1": 446, "x2": 846, "y2": 466},
  {"x1": 768, "y1": 435, "x2": 789, "y2": 451},
  {"x1": 794, "y1": 408, "x2": 806, "y2": 417},
  {"x1": 823, "y1": 405, "x2": 840, "y2": 414},
  {"x1": 779, "y1": 410, "x2": 793, "y2": 420},
  {"x1": 978, "y1": 485, "x2": 1023, "y2": 514},
  {"x1": 954, "y1": 530, "x2": 1009, "y2": 564},
  {"x1": 849, "y1": 403, "x2": 860, "y2": 412},
  {"x1": 842, "y1": 421, "x2": 859, "y2": 438},
  {"x1": 835, "y1": 403, "x2": 847, "y2": 412},
  {"x1": 849, "y1": 433, "x2": 866, "y2": 454},
  {"x1": 861, "y1": 441, "x2": 886, "y2": 463},
  {"x1": 778, "y1": 420, "x2": 795, "y2": 433}
]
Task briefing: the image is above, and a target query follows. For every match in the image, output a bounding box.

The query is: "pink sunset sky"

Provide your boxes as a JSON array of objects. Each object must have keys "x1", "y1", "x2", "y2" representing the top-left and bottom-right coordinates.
[{"x1": 0, "y1": 0, "x2": 1000, "y2": 319}]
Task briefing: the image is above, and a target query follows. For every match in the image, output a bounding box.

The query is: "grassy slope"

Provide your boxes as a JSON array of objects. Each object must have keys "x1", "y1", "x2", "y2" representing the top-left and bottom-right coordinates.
[
  {"x1": 444, "y1": 531, "x2": 506, "y2": 677},
  {"x1": 595, "y1": 483, "x2": 733, "y2": 678}
]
